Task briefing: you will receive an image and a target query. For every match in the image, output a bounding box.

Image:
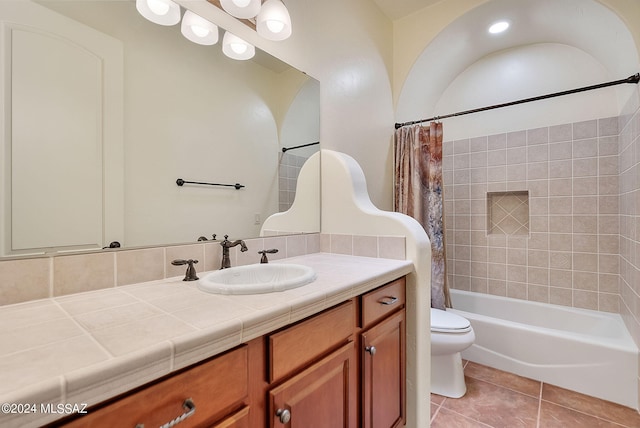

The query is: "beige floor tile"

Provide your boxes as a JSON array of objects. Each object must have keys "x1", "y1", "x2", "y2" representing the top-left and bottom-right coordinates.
[
  {"x1": 464, "y1": 361, "x2": 541, "y2": 398},
  {"x1": 442, "y1": 377, "x2": 538, "y2": 428},
  {"x1": 432, "y1": 408, "x2": 493, "y2": 427},
  {"x1": 542, "y1": 383, "x2": 640, "y2": 427},
  {"x1": 431, "y1": 362, "x2": 640, "y2": 428},
  {"x1": 538, "y1": 400, "x2": 624, "y2": 428}
]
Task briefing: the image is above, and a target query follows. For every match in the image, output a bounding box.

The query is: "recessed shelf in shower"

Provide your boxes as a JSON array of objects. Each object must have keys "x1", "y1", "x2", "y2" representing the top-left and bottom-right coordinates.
[{"x1": 487, "y1": 191, "x2": 529, "y2": 236}]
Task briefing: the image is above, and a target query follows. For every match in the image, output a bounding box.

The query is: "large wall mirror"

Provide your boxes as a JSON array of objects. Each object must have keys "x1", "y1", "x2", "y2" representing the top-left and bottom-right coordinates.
[{"x1": 0, "y1": 0, "x2": 320, "y2": 258}]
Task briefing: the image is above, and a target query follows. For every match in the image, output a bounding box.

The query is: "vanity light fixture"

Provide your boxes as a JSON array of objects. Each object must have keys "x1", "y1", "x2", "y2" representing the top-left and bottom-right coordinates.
[
  {"x1": 220, "y1": 0, "x2": 262, "y2": 19},
  {"x1": 488, "y1": 20, "x2": 510, "y2": 34},
  {"x1": 135, "y1": 0, "x2": 181, "y2": 26},
  {"x1": 181, "y1": 10, "x2": 219, "y2": 45},
  {"x1": 256, "y1": 0, "x2": 292, "y2": 41},
  {"x1": 135, "y1": 0, "x2": 285, "y2": 60},
  {"x1": 222, "y1": 31, "x2": 255, "y2": 60}
]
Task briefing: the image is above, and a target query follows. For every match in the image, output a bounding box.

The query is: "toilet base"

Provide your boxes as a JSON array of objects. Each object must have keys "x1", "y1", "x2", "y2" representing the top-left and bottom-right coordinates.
[{"x1": 431, "y1": 352, "x2": 467, "y2": 398}]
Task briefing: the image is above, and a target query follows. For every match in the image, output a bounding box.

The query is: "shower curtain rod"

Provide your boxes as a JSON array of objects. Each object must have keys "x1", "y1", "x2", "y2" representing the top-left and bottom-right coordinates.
[{"x1": 394, "y1": 73, "x2": 640, "y2": 129}]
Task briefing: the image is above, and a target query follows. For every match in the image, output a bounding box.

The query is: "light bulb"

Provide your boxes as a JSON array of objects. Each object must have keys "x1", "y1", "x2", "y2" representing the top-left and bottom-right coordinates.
[
  {"x1": 232, "y1": 0, "x2": 251, "y2": 7},
  {"x1": 231, "y1": 43, "x2": 248, "y2": 54},
  {"x1": 222, "y1": 32, "x2": 255, "y2": 60},
  {"x1": 488, "y1": 21, "x2": 509, "y2": 34},
  {"x1": 136, "y1": 0, "x2": 180, "y2": 26},
  {"x1": 147, "y1": 0, "x2": 169, "y2": 15},
  {"x1": 181, "y1": 11, "x2": 218, "y2": 45},
  {"x1": 256, "y1": 0, "x2": 291, "y2": 41},
  {"x1": 190, "y1": 25, "x2": 209, "y2": 38},
  {"x1": 266, "y1": 20, "x2": 285, "y2": 34},
  {"x1": 220, "y1": 0, "x2": 261, "y2": 19}
]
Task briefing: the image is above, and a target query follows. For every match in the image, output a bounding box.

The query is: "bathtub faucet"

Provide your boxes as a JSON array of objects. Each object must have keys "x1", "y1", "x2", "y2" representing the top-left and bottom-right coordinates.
[{"x1": 220, "y1": 235, "x2": 248, "y2": 269}]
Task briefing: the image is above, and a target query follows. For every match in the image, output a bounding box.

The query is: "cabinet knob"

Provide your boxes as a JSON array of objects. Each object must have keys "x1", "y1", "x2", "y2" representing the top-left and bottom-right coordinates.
[
  {"x1": 276, "y1": 408, "x2": 291, "y2": 424},
  {"x1": 365, "y1": 346, "x2": 377, "y2": 356}
]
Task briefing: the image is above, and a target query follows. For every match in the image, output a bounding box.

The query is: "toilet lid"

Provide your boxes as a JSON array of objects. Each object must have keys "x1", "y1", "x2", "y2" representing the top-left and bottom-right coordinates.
[{"x1": 431, "y1": 308, "x2": 472, "y2": 333}]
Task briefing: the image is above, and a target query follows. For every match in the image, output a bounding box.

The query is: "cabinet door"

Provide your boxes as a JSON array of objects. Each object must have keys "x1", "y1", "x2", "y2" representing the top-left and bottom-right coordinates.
[
  {"x1": 269, "y1": 342, "x2": 356, "y2": 428},
  {"x1": 361, "y1": 310, "x2": 405, "y2": 428}
]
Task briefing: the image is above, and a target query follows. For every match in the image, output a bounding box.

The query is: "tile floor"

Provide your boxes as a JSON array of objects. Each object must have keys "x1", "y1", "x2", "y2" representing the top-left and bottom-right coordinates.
[{"x1": 430, "y1": 361, "x2": 640, "y2": 427}]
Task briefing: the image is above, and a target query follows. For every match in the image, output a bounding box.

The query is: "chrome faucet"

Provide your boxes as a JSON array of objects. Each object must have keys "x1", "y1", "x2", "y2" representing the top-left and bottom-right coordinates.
[{"x1": 220, "y1": 235, "x2": 248, "y2": 269}]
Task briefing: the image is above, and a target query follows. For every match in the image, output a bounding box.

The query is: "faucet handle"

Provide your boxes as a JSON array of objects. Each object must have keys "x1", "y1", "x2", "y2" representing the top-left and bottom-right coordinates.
[
  {"x1": 171, "y1": 259, "x2": 199, "y2": 281},
  {"x1": 102, "y1": 241, "x2": 121, "y2": 249},
  {"x1": 258, "y1": 249, "x2": 279, "y2": 263},
  {"x1": 197, "y1": 234, "x2": 217, "y2": 241}
]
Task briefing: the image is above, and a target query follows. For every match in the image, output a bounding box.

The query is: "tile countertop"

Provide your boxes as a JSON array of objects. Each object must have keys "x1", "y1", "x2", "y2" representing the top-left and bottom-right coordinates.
[{"x1": 0, "y1": 253, "x2": 413, "y2": 428}]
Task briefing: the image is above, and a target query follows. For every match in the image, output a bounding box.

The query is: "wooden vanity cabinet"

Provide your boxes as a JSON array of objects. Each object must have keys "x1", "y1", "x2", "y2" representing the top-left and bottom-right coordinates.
[
  {"x1": 266, "y1": 300, "x2": 358, "y2": 427},
  {"x1": 264, "y1": 278, "x2": 406, "y2": 428},
  {"x1": 57, "y1": 277, "x2": 406, "y2": 428},
  {"x1": 359, "y1": 277, "x2": 406, "y2": 428}
]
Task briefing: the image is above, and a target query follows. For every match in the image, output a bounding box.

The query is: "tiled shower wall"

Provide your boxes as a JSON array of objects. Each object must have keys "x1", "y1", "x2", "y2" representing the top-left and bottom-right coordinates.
[
  {"x1": 444, "y1": 86, "x2": 640, "y2": 348},
  {"x1": 619, "y1": 89, "x2": 640, "y2": 344},
  {"x1": 443, "y1": 117, "x2": 622, "y2": 313},
  {"x1": 279, "y1": 152, "x2": 310, "y2": 212}
]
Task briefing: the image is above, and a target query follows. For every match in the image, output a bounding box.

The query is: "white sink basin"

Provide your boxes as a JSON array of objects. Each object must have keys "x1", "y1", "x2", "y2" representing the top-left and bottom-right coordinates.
[{"x1": 197, "y1": 263, "x2": 317, "y2": 295}]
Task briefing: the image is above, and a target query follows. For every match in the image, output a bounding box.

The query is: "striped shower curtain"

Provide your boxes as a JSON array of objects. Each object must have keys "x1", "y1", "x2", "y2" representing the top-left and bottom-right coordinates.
[{"x1": 394, "y1": 122, "x2": 451, "y2": 309}]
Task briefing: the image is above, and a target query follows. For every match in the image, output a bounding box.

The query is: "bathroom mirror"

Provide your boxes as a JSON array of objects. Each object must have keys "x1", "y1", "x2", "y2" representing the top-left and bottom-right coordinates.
[{"x1": 0, "y1": 0, "x2": 320, "y2": 257}]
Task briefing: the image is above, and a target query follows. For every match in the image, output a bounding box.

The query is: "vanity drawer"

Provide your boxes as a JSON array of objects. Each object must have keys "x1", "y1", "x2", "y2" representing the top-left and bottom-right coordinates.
[
  {"x1": 360, "y1": 277, "x2": 406, "y2": 328},
  {"x1": 212, "y1": 405, "x2": 250, "y2": 427},
  {"x1": 268, "y1": 299, "x2": 355, "y2": 383},
  {"x1": 63, "y1": 345, "x2": 248, "y2": 428}
]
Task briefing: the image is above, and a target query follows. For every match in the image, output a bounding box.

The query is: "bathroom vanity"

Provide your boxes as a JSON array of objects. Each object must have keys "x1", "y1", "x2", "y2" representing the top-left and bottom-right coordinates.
[
  {"x1": 0, "y1": 253, "x2": 412, "y2": 428},
  {"x1": 60, "y1": 277, "x2": 406, "y2": 427}
]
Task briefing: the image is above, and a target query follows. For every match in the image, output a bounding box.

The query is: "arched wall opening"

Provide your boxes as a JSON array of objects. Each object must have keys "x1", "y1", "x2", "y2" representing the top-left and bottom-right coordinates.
[
  {"x1": 396, "y1": 0, "x2": 639, "y2": 141},
  {"x1": 394, "y1": 0, "x2": 640, "y2": 357}
]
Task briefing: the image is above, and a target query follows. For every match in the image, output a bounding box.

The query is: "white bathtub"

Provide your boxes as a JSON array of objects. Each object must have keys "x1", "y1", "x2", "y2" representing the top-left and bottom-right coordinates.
[{"x1": 449, "y1": 289, "x2": 639, "y2": 409}]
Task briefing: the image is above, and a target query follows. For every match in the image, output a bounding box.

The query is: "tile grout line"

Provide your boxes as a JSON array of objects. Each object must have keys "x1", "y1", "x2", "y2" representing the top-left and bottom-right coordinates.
[
  {"x1": 536, "y1": 381, "x2": 543, "y2": 428},
  {"x1": 430, "y1": 400, "x2": 443, "y2": 424}
]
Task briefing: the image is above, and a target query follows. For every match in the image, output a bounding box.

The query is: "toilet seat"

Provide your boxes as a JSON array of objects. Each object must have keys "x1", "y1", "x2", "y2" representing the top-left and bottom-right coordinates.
[{"x1": 431, "y1": 308, "x2": 472, "y2": 333}]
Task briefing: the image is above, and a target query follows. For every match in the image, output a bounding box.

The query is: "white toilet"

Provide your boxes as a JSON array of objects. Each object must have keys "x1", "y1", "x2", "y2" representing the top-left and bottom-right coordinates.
[{"x1": 430, "y1": 308, "x2": 476, "y2": 398}]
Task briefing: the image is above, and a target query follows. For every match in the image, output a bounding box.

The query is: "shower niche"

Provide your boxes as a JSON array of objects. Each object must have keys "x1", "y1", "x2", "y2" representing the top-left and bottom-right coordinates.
[{"x1": 487, "y1": 191, "x2": 530, "y2": 236}]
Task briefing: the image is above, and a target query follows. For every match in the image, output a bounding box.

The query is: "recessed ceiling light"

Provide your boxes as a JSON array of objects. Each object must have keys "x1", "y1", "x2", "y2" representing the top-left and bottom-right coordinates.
[{"x1": 488, "y1": 21, "x2": 510, "y2": 34}]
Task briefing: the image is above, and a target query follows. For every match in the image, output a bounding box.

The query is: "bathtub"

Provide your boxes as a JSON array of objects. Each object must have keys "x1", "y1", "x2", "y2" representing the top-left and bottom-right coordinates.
[{"x1": 449, "y1": 289, "x2": 639, "y2": 409}]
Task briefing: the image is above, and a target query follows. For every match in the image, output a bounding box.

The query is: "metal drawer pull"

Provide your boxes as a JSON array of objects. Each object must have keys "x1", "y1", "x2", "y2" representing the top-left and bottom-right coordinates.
[
  {"x1": 134, "y1": 398, "x2": 196, "y2": 428},
  {"x1": 378, "y1": 296, "x2": 398, "y2": 305},
  {"x1": 276, "y1": 408, "x2": 291, "y2": 424}
]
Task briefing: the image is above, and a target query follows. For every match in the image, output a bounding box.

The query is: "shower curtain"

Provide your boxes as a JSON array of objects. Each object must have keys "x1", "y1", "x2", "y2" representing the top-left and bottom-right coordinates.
[{"x1": 394, "y1": 122, "x2": 451, "y2": 309}]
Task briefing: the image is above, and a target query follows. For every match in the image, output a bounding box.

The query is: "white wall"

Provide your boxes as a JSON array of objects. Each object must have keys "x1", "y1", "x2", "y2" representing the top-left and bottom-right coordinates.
[
  {"x1": 432, "y1": 43, "x2": 630, "y2": 141},
  {"x1": 280, "y1": 78, "x2": 320, "y2": 157}
]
